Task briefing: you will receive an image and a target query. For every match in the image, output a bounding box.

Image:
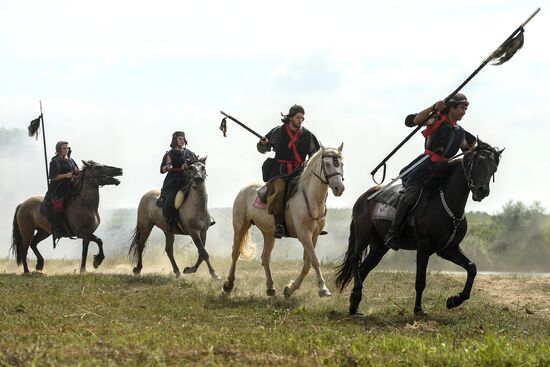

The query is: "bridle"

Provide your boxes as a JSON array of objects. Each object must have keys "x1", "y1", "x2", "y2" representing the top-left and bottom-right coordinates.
[
  {"x1": 461, "y1": 146, "x2": 498, "y2": 191},
  {"x1": 313, "y1": 153, "x2": 344, "y2": 185}
]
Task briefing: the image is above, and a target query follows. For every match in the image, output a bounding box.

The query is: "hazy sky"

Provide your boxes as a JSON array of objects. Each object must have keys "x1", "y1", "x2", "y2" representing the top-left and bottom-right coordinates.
[{"x1": 1, "y1": 0, "x2": 548, "y2": 214}]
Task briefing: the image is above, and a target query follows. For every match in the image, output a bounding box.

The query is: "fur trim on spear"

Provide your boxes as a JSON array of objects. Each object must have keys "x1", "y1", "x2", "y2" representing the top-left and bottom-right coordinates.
[
  {"x1": 27, "y1": 116, "x2": 41, "y2": 140},
  {"x1": 490, "y1": 28, "x2": 525, "y2": 65}
]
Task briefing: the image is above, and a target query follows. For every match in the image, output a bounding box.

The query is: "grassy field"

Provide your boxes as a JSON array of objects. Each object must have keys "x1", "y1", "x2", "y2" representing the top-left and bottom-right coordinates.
[{"x1": 0, "y1": 257, "x2": 549, "y2": 366}]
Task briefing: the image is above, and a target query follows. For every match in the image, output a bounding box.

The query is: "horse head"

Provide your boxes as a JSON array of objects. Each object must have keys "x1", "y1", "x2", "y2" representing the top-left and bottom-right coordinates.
[
  {"x1": 81, "y1": 160, "x2": 123, "y2": 186},
  {"x1": 185, "y1": 156, "x2": 207, "y2": 190},
  {"x1": 463, "y1": 139, "x2": 504, "y2": 202},
  {"x1": 318, "y1": 143, "x2": 345, "y2": 197}
]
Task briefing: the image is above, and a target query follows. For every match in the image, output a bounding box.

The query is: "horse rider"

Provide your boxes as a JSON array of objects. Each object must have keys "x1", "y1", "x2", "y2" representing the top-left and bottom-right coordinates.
[
  {"x1": 258, "y1": 104, "x2": 320, "y2": 238},
  {"x1": 384, "y1": 93, "x2": 477, "y2": 251},
  {"x1": 45, "y1": 141, "x2": 80, "y2": 240},
  {"x1": 159, "y1": 131, "x2": 197, "y2": 232}
]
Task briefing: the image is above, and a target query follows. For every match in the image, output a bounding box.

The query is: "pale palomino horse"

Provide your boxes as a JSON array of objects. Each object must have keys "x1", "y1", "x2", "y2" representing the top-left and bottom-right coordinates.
[
  {"x1": 11, "y1": 161, "x2": 123, "y2": 273},
  {"x1": 129, "y1": 157, "x2": 219, "y2": 279},
  {"x1": 223, "y1": 144, "x2": 345, "y2": 298}
]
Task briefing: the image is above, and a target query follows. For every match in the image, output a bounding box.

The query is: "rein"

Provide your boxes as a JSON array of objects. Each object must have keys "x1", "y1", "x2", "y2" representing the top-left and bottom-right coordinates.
[
  {"x1": 438, "y1": 146, "x2": 498, "y2": 252},
  {"x1": 304, "y1": 152, "x2": 343, "y2": 221}
]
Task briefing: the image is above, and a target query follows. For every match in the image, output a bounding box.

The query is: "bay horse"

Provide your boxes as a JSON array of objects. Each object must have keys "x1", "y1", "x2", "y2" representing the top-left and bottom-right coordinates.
[
  {"x1": 223, "y1": 144, "x2": 345, "y2": 298},
  {"x1": 336, "y1": 140, "x2": 503, "y2": 315},
  {"x1": 11, "y1": 160, "x2": 123, "y2": 273},
  {"x1": 129, "y1": 157, "x2": 219, "y2": 279}
]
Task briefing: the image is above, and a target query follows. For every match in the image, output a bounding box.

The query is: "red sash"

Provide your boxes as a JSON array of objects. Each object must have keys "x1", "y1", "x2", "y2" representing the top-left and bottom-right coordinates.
[
  {"x1": 277, "y1": 124, "x2": 303, "y2": 173},
  {"x1": 422, "y1": 113, "x2": 457, "y2": 163}
]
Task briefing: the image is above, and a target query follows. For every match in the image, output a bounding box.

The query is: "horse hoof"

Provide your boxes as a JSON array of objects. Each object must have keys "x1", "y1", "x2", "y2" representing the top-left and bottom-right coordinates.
[
  {"x1": 35, "y1": 262, "x2": 44, "y2": 271},
  {"x1": 222, "y1": 281, "x2": 233, "y2": 294},
  {"x1": 266, "y1": 288, "x2": 277, "y2": 297},
  {"x1": 211, "y1": 272, "x2": 221, "y2": 280},
  {"x1": 446, "y1": 295, "x2": 463, "y2": 309},
  {"x1": 414, "y1": 308, "x2": 428, "y2": 317},
  {"x1": 80, "y1": 268, "x2": 87, "y2": 274},
  {"x1": 175, "y1": 271, "x2": 181, "y2": 278},
  {"x1": 132, "y1": 267, "x2": 141, "y2": 276},
  {"x1": 183, "y1": 267, "x2": 196, "y2": 274},
  {"x1": 349, "y1": 310, "x2": 364, "y2": 317},
  {"x1": 319, "y1": 288, "x2": 332, "y2": 297},
  {"x1": 93, "y1": 254, "x2": 105, "y2": 269},
  {"x1": 283, "y1": 286, "x2": 292, "y2": 299}
]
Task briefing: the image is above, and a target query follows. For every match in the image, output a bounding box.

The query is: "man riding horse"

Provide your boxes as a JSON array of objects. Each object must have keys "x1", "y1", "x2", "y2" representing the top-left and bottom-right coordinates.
[
  {"x1": 258, "y1": 104, "x2": 320, "y2": 238},
  {"x1": 44, "y1": 141, "x2": 80, "y2": 241},
  {"x1": 159, "y1": 131, "x2": 196, "y2": 232},
  {"x1": 384, "y1": 93, "x2": 477, "y2": 251}
]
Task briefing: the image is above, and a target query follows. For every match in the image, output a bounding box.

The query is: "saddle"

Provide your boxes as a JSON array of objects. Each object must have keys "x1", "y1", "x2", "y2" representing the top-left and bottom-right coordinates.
[
  {"x1": 371, "y1": 185, "x2": 430, "y2": 227},
  {"x1": 255, "y1": 167, "x2": 303, "y2": 206}
]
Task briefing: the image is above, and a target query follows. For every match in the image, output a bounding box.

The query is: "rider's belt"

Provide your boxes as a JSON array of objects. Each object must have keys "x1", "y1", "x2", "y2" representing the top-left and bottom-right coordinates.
[
  {"x1": 424, "y1": 149, "x2": 448, "y2": 163},
  {"x1": 276, "y1": 159, "x2": 299, "y2": 174}
]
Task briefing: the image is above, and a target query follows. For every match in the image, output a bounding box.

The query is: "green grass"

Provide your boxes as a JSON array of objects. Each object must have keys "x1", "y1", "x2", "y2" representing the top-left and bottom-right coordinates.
[{"x1": 1, "y1": 258, "x2": 549, "y2": 366}]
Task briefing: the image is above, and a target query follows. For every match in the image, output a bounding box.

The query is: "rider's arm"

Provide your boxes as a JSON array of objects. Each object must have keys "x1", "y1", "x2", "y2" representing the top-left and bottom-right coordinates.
[
  {"x1": 161, "y1": 153, "x2": 173, "y2": 173},
  {"x1": 405, "y1": 100, "x2": 446, "y2": 127},
  {"x1": 460, "y1": 131, "x2": 477, "y2": 151},
  {"x1": 257, "y1": 127, "x2": 277, "y2": 154}
]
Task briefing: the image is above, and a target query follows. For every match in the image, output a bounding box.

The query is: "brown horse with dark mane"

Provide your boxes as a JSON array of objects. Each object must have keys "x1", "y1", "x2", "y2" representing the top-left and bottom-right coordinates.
[
  {"x1": 11, "y1": 161, "x2": 123, "y2": 273},
  {"x1": 336, "y1": 140, "x2": 503, "y2": 316}
]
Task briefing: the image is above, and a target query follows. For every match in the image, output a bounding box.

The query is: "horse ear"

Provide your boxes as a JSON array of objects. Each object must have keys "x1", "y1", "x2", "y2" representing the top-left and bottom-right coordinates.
[
  {"x1": 338, "y1": 142, "x2": 344, "y2": 153},
  {"x1": 319, "y1": 142, "x2": 325, "y2": 151},
  {"x1": 476, "y1": 136, "x2": 483, "y2": 145},
  {"x1": 82, "y1": 160, "x2": 90, "y2": 167},
  {"x1": 200, "y1": 156, "x2": 207, "y2": 163},
  {"x1": 498, "y1": 148, "x2": 505, "y2": 156}
]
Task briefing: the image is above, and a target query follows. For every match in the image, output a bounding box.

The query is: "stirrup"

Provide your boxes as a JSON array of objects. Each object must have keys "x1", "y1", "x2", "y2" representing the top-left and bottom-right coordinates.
[
  {"x1": 274, "y1": 224, "x2": 287, "y2": 239},
  {"x1": 383, "y1": 233, "x2": 400, "y2": 251}
]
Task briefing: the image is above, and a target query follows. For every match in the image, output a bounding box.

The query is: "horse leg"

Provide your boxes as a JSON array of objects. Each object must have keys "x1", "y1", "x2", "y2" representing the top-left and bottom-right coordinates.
[
  {"x1": 261, "y1": 234, "x2": 276, "y2": 297},
  {"x1": 223, "y1": 221, "x2": 251, "y2": 294},
  {"x1": 438, "y1": 246, "x2": 477, "y2": 309},
  {"x1": 80, "y1": 239, "x2": 90, "y2": 273},
  {"x1": 29, "y1": 229, "x2": 50, "y2": 272},
  {"x1": 163, "y1": 232, "x2": 180, "y2": 277},
  {"x1": 132, "y1": 223, "x2": 153, "y2": 276},
  {"x1": 349, "y1": 244, "x2": 389, "y2": 315},
  {"x1": 183, "y1": 230, "x2": 219, "y2": 279},
  {"x1": 19, "y1": 228, "x2": 34, "y2": 274},
  {"x1": 289, "y1": 233, "x2": 329, "y2": 298},
  {"x1": 88, "y1": 234, "x2": 105, "y2": 269},
  {"x1": 414, "y1": 250, "x2": 431, "y2": 316},
  {"x1": 283, "y1": 249, "x2": 311, "y2": 299}
]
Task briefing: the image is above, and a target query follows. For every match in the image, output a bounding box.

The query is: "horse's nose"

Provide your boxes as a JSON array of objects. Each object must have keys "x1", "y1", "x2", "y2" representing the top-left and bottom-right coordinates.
[{"x1": 475, "y1": 186, "x2": 489, "y2": 199}]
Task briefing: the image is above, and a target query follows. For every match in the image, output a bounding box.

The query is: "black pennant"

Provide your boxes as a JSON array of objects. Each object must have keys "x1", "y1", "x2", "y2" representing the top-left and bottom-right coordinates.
[{"x1": 27, "y1": 116, "x2": 41, "y2": 140}]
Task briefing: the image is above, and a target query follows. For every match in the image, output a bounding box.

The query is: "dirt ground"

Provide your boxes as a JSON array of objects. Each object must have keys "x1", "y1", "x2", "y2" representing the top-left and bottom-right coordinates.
[
  {"x1": 465, "y1": 274, "x2": 550, "y2": 318},
  {"x1": 2, "y1": 260, "x2": 548, "y2": 317}
]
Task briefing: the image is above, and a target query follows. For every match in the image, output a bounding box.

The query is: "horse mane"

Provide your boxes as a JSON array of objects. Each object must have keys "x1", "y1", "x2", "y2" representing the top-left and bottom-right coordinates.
[
  {"x1": 424, "y1": 158, "x2": 462, "y2": 189},
  {"x1": 298, "y1": 147, "x2": 342, "y2": 191}
]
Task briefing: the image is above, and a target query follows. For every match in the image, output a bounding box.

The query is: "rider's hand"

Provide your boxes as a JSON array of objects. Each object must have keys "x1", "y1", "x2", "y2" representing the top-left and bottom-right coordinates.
[
  {"x1": 259, "y1": 137, "x2": 269, "y2": 145},
  {"x1": 433, "y1": 100, "x2": 446, "y2": 112}
]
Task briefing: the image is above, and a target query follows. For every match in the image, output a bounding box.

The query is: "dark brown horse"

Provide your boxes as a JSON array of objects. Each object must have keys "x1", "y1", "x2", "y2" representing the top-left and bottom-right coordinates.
[
  {"x1": 336, "y1": 140, "x2": 503, "y2": 316},
  {"x1": 11, "y1": 161, "x2": 123, "y2": 273}
]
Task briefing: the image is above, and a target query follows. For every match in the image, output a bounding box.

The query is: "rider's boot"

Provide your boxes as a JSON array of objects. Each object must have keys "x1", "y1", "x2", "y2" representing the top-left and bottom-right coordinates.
[{"x1": 383, "y1": 198, "x2": 413, "y2": 251}]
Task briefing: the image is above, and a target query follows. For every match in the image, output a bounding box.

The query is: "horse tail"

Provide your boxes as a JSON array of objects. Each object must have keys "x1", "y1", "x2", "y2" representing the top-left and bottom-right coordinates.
[
  {"x1": 11, "y1": 204, "x2": 23, "y2": 265},
  {"x1": 236, "y1": 226, "x2": 255, "y2": 260},
  {"x1": 335, "y1": 218, "x2": 360, "y2": 292},
  {"x1": 128, "y1": 226, "x2": 141, "y2": 261}
]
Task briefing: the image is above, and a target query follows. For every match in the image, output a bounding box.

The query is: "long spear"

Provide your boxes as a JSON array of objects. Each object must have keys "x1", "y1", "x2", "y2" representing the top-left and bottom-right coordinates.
[
  {"x1": 219, "y1": 111, "x2": 264, "y2": 139},
  {"x1": 370, "y1": 7, "x2": 541, "y2": 184},
  {"x1": 28, "y1": 101, "x2": 57, "y2": 248}
]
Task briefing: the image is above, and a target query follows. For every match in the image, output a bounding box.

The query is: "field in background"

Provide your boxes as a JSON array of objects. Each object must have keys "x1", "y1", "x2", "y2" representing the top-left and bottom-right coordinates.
[{"x1": 1, "y1": 258, "x2": 548, "y2": 366}]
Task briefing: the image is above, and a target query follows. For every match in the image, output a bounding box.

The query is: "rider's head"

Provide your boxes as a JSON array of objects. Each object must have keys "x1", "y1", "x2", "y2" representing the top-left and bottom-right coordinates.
[
  {"x1": 443, "y1": 93, "x2": 469, "y2": 121},
  {"x1": 55, "y1": 141, "x2": 70, "y2": 158},
  {"x1": 281, "y1": 104, "x2": 305, "y2": 130},
  {"x1": 170, "y1": 131, "x2": 187, "y2": 149}
]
